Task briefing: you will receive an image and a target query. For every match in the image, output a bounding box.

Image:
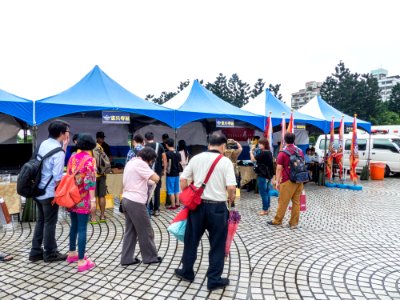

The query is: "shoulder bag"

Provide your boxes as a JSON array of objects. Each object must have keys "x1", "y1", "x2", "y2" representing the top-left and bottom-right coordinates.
[{"x1": 179, "y1": 154, "x2": 223, "y2": 210}]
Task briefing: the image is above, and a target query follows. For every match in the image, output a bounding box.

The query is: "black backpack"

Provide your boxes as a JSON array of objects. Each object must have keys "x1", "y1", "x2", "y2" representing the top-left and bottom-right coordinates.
[
  {"x1": 17, "y1": 146, "x2": 64, "y2": 198},
  {"x1": 282, "y1": 147, "x2": 310, "y2": 183}
]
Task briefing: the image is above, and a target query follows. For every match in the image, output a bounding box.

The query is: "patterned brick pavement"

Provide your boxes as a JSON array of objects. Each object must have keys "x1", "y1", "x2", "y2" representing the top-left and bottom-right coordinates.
[{"x1": 1, "y1": 178, "x2": 400, "y2": 299}]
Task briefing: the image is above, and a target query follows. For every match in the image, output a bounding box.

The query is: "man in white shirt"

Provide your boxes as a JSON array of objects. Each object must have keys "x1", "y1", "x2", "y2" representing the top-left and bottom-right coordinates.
[
  {"x1": 29, "y1": 120, "x2": 70, "y2": 263},
  {"x1": 175, "y1": 133, "x2": 236, "y2": 291}
]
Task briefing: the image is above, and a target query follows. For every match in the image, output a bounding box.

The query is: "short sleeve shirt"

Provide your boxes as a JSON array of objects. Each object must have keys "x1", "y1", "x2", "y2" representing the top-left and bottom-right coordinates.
[
  {"x1": 146, "y1": 142, "x2": 165, "y2": 175},
  {"x1": 122, "y1": 157, "x2": 155, "y2": 204},
  {"x1": 180, "y1": 152, "x2": 237, "y2": 202},
  {"x1": 277, "y1": 145, "x2": 304, "y2": 184},
  {"x1": 166, "y1": 150, "x2": 182, "y2": 177}
]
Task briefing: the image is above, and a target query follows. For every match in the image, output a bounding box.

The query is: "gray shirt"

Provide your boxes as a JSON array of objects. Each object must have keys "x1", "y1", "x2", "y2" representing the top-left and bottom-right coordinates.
[{"x1": 36, "y1": 138, "x2": 65, "y2": 200}]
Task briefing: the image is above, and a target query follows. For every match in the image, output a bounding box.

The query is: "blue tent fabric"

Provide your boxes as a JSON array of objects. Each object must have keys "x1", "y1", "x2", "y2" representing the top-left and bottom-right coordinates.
[
  {"x1": 242, "y1": 89, "x2": 328, "y2": 132},
  {"x1": 298, "y1": 96, "x2": 371, "y2": 133},
  {"x1": 162, "y1": 80, "x2": 264, "y2": 129},
  {"x1": 35, "y1": 66, "x2": 174, "y2": 126},
  {"x1": 0, "y1": 89, "x2": 33, "y2": 125}
]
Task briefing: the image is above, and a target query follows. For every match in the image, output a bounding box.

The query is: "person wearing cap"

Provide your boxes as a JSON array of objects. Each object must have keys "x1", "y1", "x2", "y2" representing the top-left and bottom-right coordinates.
[
  {"x1": 96, "y1": 132, "x2": 112, "y2": 163},
  {"x1": 92, "y1": 132, "x2": 112, "y2": 224}
]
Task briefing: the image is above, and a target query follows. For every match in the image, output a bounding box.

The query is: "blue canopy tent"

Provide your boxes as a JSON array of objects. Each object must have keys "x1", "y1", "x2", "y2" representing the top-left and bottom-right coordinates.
[
  {"x1": 242, "y1": 89, "x2": 328, "y2": 132},
  {"x1": 0, "y1": 89, "x2": 33, "y2": 126},
  {"x1": 162, "y1": 80, "x2": 264, "y2": 130},
  {"x1": 35, "y1": 65, "x2": 174, "y2": 127},
  {"x1": 298, "y1": 95, "x2": 371, "y2": 133}
]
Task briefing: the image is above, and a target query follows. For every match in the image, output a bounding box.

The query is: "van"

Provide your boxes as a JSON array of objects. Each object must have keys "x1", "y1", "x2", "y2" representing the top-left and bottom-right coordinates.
[{"x1": 314, "y1": 133, "x2": 400, "y2": 176}]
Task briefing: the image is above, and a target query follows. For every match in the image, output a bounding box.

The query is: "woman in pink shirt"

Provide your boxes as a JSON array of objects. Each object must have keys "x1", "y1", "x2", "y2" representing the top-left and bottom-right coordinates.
[
  {"x1": 65, "y1": 134, "x2": 97, "y2": 272},
  {"x1": 120, "y1": 147, "x2": 162, "y2": 265}
]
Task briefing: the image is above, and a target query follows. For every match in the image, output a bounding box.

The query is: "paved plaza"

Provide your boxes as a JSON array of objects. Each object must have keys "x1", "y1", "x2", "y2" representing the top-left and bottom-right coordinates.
[{"x1": 1, "y1": 178, "x2": 400, "y2": 300}]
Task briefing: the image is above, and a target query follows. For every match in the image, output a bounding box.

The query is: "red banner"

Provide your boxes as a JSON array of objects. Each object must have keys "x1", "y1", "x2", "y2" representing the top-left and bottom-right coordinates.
[{"x1": 221, "y1": 128, "x2": 255, "y2": 141}]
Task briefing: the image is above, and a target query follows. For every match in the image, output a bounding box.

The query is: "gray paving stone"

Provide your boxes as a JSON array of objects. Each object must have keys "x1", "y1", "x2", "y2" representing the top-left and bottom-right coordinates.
[{"x1": 2, "y1": 179, "x2": 400, "y2": 299}]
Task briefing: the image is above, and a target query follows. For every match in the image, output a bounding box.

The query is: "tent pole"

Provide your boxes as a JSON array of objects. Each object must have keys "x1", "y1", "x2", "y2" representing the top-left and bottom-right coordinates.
[
  {"x1": 32, "y1": 126, "x2": 38, "y2": 153},
  {"x1": 367, "y1": 131, "x2": 372, "y2": 169},
  {"x1": 323, "y1": 133, "x2": 327, "y2": 185},
  {"x1": 174, "y1": 128, "x2": 178, "y2": 151}
]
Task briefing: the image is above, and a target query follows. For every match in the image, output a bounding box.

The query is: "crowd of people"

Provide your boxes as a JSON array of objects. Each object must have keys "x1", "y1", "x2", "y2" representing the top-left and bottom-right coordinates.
[{"x1": 5, "y1": 119, "x2": 306, "y2": 292}]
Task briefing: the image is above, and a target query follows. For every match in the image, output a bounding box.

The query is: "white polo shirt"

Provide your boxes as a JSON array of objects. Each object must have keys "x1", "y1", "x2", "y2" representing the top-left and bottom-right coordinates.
[{"x1": 180, "y1": 151, "x2": 236, "y2": 202}]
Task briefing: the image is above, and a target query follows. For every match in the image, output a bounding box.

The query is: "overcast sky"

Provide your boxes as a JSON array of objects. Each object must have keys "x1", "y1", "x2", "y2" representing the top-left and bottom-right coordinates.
[{"x1": 0, "y1": 0, "x2": 399, "y2": 105}]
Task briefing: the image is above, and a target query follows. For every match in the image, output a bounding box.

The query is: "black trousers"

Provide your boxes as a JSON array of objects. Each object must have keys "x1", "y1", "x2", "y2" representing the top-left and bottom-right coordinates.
[
  {"x1": 30, "y1": 198, "x2": 59, "y2": 257},
  {"x1": 149, "y1": 176, "x2": 162, "y2": 212},
  {"x1": 181, "y1": 201, "x2": 228, "y2": 286}
]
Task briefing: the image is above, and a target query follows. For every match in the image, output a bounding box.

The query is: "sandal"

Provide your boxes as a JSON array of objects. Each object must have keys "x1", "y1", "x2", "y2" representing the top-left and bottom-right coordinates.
[
  {"x1": 89, "y1": 220, "x2": 98, "y2": 225},
  {"x1": 0, "y1": 253, "x2": 13, "y2": 262},
  {"x1": 77, "y1": 259, "x2": 95, "y2": 272},
  {"x1": 99, "y1": 217, "x2": 107, "y2": 223},
  {"x1": 258, "y1": 210, "x2": 269, "y2": 216}
]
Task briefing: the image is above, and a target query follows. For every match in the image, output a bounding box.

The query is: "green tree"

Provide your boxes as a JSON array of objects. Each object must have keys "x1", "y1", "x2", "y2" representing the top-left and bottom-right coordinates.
[
  {"x1": 146, "y1": 79, "x2": 191, "y2": 104},
  {"x1": 147, "y1": 74, "x2": 275, "y2": 108},
  {"x1": 250, "y1": 78, "x2": 265, "y2": 98},
  {"x1": 205, "y1": 73, "x2": 230, "y2": 101},
  {"x1": 388, "y1": 83, "x2": 400, "y2": 113},
  {"x1": 268, "y1": 83, "x2": 283, "y2": 100},
  {"x1": 373, "y1": 109, "x2": 400, "y2": 125},
  {"x1": 320, "y1": 61, "x2": 382, "y2": 123},
  {"x1": 227, "y1": 73, "x2": 251, "y2": 107}
]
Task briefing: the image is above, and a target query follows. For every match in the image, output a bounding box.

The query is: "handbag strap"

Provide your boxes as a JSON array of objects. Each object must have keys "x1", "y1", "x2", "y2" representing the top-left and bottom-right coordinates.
[
  {"x1": 202, "y1": 154, "x2": 223, "y2": 187},
  {"x1": 71, "y1": 155, "x2": 91, "y2": 176}
]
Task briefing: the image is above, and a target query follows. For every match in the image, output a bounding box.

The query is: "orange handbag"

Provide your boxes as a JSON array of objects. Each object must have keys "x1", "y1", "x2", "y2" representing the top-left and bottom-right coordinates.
[{"x1": 53, "y1": 157, "x2": 90, "y2": 208}]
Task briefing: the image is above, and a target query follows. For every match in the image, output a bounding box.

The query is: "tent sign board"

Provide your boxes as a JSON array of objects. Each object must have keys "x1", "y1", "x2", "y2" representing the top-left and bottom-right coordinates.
[
  {"x1": 295, "y1": 124, "x2": 306, "y2": 129},
  {"x1": 102, "y1": 111, "x2": 130, "y2": 124},
  {"x1": 216, "y1": 119, "x2": 235, "y2": 128},
  {"x1": 221, "y1": 128, "x2": 254, "y2": 141}
]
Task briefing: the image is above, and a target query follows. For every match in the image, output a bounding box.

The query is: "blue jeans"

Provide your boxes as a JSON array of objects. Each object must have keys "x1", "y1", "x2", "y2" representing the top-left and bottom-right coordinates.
[
  {"x1": 69, "y1": 212, "x2": 89, "y2": 259},
  {"x1": 257, "y1": 176, "x2": 270, "y2": 211}
]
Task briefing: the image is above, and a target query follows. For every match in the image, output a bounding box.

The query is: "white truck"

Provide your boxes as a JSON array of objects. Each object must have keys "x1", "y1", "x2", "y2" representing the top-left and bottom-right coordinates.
[{"x1": 314, "y1": 133, "x2": 400, "y2": 176}]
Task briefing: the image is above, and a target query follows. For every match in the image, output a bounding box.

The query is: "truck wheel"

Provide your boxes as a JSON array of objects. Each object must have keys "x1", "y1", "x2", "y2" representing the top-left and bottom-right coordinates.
[{"x1": 384, "y1": 165, "x2": 391, "y2": 177}]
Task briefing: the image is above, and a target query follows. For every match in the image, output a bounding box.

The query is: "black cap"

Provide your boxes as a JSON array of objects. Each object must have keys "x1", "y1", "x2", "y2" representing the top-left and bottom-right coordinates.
[{"x1": 96, "y1": 131, "x2": 105, "y2": 138}]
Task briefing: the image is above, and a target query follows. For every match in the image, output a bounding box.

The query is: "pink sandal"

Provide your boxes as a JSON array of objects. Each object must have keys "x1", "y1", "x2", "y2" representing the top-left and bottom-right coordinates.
[{"x1": 77, "y1": 259, "x2": 96, "y2": 272}]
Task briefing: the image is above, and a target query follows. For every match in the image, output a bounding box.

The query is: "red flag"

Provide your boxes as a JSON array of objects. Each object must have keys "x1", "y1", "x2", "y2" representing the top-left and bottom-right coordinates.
[
  {"x1": 350, "y1": 114, "x2": 359, "y2": 183},
  {"x1": 287, "y1": 111, "x2": 294, "y2": 134},
  {"x1": 264, "y1": 112, "x2": 273, "y2": 151},
  {"x1": 329, "y1": 118, "x2": 335, "y2": 147},
  {"x1": 337, "y1": 116, "x2": 345, "y2": 181}
]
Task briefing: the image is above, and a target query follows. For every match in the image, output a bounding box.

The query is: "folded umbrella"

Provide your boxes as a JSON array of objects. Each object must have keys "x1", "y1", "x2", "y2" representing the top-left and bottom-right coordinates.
[{"x1": 225, "y1": 208, "x2": 241, "y2": 258}]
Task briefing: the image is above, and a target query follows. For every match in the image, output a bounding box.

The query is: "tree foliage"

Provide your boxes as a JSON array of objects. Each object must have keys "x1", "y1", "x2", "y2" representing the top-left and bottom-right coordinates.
[
  {"x1": 268, "y1": 83, "x2": 283, "y2": 100},
  {"x1": 147, "y1": 74, "x2": 282, "y2": 108},
  {"x1": 388, "y1": 83, "x2": 400, "y2": 114},
  {"x1": 145, "y1": 80, "x2": 191, "y2": 104},
  {"x1": 320, "y1": 61, "x2": 382, "y2": 124}
]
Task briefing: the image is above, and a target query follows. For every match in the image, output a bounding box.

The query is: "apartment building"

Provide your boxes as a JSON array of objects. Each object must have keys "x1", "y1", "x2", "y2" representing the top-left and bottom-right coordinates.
[
  {"x1": 371, "y1": 68, "x2": 400, "y2": 101},
  {"x1": 291, "y1": 81, "x2": 322, "y2": 109}
]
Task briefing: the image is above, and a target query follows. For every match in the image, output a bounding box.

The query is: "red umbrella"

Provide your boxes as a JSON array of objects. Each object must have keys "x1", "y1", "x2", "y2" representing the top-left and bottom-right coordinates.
[{"x1": 225, "y1": 209, "x2": 241, "y2": 258}]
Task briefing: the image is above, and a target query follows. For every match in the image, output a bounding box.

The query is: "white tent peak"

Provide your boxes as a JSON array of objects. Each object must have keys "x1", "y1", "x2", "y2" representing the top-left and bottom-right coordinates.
[{"x1": 162, "y1": 80, "x2": 195, "y2": 109}]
